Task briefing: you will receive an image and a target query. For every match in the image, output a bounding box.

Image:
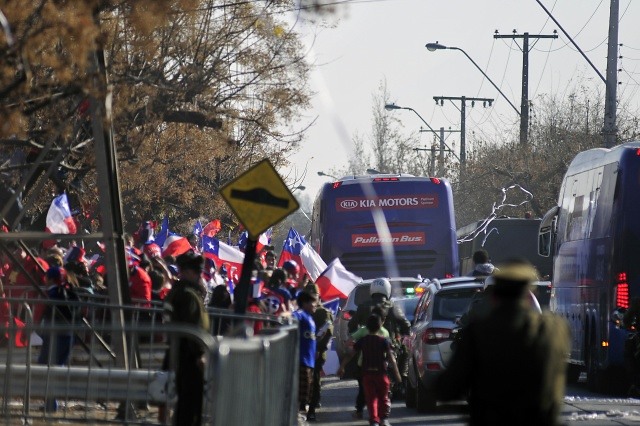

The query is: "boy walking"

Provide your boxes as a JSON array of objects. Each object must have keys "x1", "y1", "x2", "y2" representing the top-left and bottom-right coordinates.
[
  {"x1": 293, "y1": 290, "x2": 318, "y2": 418},
  {"x1": 338, "y1": 313, "x2": 401, "y2": 426}
]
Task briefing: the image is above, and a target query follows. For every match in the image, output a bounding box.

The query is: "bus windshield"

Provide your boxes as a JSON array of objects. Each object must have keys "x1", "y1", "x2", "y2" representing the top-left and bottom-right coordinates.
[{"x1": 310, "y1": 175, "x2": 458, "y2": 279}]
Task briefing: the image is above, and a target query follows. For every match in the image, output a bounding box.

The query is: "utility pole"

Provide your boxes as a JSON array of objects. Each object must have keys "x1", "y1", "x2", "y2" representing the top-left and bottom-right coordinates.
[
  {"x1": 494, "y1": 31, "x2": 558, "y2": 145},
  {"x1": 433, "y1": 96, "x2": 494, "y2": 166},
  {"x1": 603, "y1": 0, "x2": 619, "y2": 147},
  {"x1": 418, "y1": 128, "x2": 458, "y2": 176}
]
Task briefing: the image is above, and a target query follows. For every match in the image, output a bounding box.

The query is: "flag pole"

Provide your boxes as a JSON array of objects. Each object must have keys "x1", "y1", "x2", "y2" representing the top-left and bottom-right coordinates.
[{"x1": 234, "y1": 237, "x2": 257, "y2": 314}]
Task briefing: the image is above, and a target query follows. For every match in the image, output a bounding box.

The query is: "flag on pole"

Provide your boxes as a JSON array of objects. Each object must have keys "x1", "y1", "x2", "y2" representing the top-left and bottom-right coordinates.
[
  {"x1": 154, "y1": 216, "x2": 170, "y2": 249},
  {"x1": 192, "y1": 220, "x2": 204, "y2": 250},
  {"x1": 315, "y1": 258, "x2": 361, "y2": 300},
  {"x1": 203, "y1": 219, "x2": 221, "y2": 237},
  {"x1": 193, "y1": 220, "x2": 203, "y2": 238},
  {"x1": 202, "y1": 235, "x2": 244, "y2": 278},
  {"x1": 278, "y1": 228, "x2": 308, "y2": 277},
  {"x1": 299, "y1": 243, "x2": 327, "y2": 282},
  {"x1": 45, "y1": 193, "x2": 76, "y2": 234},
  {"x1": 278, "y1": 228, "x2": 326, "y2": 281},
  {"x1": 239, "y1": 228, "x2": 272, "y2": 252},
  {"x1": 162, "y1": 233, "x2": 192, "y2": 258}
]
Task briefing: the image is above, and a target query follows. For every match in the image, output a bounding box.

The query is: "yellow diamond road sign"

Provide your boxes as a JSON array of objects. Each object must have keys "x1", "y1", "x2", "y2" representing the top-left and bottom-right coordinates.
[{"x1": 220, "y1": 159, "x2": 299, "y2": 239}]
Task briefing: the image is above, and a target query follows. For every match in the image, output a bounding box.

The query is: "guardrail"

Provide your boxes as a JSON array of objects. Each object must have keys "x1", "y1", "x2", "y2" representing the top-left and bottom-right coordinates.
[{"x1": 0, "y1": 296, "x2": 298, "y2": 425}]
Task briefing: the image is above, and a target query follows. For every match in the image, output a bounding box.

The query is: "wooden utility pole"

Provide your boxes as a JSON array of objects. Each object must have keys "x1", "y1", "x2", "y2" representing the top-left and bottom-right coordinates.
[
  {"x1": 603, "y1": 0, "x2": 619, "y2": 147},
  {"x1": 494, "y1": 31, "x2": 558, "y2": 145},
  {"x1": 433, "y1": 96, "x2": 494, "y2": 166}
]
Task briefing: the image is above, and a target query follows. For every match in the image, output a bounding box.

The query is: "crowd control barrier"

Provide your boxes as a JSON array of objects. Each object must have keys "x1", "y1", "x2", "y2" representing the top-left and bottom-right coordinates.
[{"x1": 0, "y1": 295, "x2": 299, "y2": 425}]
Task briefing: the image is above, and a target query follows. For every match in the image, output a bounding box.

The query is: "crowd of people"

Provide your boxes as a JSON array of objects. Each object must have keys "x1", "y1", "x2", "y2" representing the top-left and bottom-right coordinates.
[{"x1": 0, "y1": 230, "x2": 340, "y2": 424}]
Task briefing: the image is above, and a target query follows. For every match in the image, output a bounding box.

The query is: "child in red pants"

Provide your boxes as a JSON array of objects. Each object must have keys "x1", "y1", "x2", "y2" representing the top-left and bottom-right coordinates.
[{"x1": 338, "y1": 313, "x2": 401, "y2": 426}]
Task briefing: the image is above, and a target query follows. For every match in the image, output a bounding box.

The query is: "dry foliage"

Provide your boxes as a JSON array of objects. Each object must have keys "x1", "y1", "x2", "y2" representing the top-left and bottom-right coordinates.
[{"x1": 0, "y1": 0, "x2": 313, "y2": 234}]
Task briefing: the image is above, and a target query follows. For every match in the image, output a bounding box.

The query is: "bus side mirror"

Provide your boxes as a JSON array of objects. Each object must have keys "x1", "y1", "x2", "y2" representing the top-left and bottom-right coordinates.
[
  {"x1": 538, "y1": 229, "x2": 552, "y2": 257},
  {"x1": 538, "y1": 206, "x2": 559, "y2": 257}
]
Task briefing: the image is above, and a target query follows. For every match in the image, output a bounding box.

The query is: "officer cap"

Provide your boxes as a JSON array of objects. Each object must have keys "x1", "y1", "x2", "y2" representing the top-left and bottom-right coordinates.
[{"x1": 492, "y1": 259, "x2": 538, "y2": 298}]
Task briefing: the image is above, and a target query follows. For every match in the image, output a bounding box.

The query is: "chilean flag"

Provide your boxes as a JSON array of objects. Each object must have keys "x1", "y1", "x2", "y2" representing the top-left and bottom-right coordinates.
[
  {"x1": 278, "y1": 228, "x2": 327, "y2": 281},
  {"x1": 315, "y1": 258, "x2": 361, "y2": 300},
  {"x1": 45, "y1": 193, "x2": 76, "y2": 234},
  {"x1": 162, "y1": 233, "x2": 192, "y2": 258},
  {"x1": 278, "y1": 228, "x2": 307, "y2": 276},
  {"x1": 238, "y1": 229, "x2": 272, "y2": 253},
  {"x1": 154, "y1": 216, "x2": 170, "y2": 249},
  {"x1": 202, "y1": 235, "x2": 244, "y2": 278}
]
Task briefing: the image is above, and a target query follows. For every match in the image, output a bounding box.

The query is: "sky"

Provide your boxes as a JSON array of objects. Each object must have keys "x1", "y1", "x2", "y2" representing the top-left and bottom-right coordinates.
[{"x1": 284, "y1": 0, "x2": 640, "y2": 208}]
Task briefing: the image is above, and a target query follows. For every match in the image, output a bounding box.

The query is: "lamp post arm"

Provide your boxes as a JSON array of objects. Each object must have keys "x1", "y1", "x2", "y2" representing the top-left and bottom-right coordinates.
[
  {"x1": 403, "y1": 107, "x2": 460, "y2": 162},
  {"x1": 451, "y1": 47, "x2": 521, "y2": 116},
  {"x1": 404, "y1": 107, "x2": 438, "y2": 136}
]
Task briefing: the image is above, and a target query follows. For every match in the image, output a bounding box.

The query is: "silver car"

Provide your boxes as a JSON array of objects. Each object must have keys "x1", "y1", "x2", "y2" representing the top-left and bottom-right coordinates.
[
  {"x1": 333, "y1": 277, "x2": 423, "y2": 367},
  {"x1": 406, "y1": 277, "x2": 485, "y2": 412}
]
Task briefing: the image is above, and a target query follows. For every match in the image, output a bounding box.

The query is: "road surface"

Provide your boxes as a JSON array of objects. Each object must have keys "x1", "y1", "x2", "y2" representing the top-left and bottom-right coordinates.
[{"x1": 307, "y1": 375, "x2": 640, "y2": 425}]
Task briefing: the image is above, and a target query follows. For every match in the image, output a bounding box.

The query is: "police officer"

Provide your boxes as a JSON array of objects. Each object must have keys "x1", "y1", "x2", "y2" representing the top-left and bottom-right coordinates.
[
  {"x1": 162, "y1": 251, "x2": 210, "y2": 426},
  {"x1": 304, "y1": 283, "x2": 334, "y2": 421},
  {"x1": 434, "y1": 259, "x2": 570, "y2": 425},
  {"x1": 349, "y1": 278, "x2": 411, "y2": 342}
]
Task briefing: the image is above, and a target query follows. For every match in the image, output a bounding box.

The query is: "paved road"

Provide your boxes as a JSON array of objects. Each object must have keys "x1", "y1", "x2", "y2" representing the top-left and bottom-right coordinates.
[{"x1": 306, "y1": 376, "x2": 640, "y2": 425}]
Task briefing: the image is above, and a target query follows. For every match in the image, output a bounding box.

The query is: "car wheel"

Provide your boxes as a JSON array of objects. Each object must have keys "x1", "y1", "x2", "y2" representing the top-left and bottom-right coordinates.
[
  {"x1": 416, "y1": 378, "x2": 437, "y2": 413},
  {"x1": 405, "y1": 377, "x2": 416, "y2": 409}
]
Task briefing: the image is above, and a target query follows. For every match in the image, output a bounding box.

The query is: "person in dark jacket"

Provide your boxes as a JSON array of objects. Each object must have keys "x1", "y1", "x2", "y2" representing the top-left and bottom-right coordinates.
[
  {"x1": 304, "y1": 283, "x2": 334, "y2": 421},
  {"x1": 468, "y1": 249, "x2": 496, "y2": 277},
  {"x1": 434, "y1": 259, "x2": 570, "y2": 426},
  {"x1": 162, "y1": 251, "x2": 210, "y2": 426}
]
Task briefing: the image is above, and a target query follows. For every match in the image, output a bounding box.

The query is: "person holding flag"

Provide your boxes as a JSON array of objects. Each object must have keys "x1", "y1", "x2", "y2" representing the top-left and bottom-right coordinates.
[
  {"x1": 303, "y1": 283, "x2": 334, "y2": 422},
  {"x1": 278, "y1": 228, "x2": 308, "y2": 279},
  {"x1": 279, "y1": 228, "x2": 327, "y2": 285}
]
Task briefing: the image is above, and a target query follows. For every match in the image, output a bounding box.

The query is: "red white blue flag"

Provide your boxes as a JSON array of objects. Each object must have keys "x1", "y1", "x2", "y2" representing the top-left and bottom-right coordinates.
[
  {"x1": 315, "y1": 258, "x2": 361, "y2": 300},
  {"x1": 154, "y1": 216, "x2": 170, "y2": 248},
  {"x1": 239, "y1": 228, "x2": 272, "y2": 253},
  {"x1": 162, "y1": 233, "x2": 192, "y2": 258},
  {"x1": 202, "y1": 235, "x2": 244, "y2": 279},
  {"x1": 45, "y1": 193, "x2": 76, "y2": 234},
  {"x1": 278, "y1": 228, "x2": 327, "y2": 281}
]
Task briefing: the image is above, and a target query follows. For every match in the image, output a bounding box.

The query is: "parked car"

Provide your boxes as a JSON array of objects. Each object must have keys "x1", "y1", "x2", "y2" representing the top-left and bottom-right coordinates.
[
  {"x1": 406, "y1": 277, "x2": 485, "y2": 412},
  {"x1": 333, "y1": 277, "x2": 422, "y2": 366},
  {"x1": 392, "y1": 296, "x2": 420, "y2": 324}
]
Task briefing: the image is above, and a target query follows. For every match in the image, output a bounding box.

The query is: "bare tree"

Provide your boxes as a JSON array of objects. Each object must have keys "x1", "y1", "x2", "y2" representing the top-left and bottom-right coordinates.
[
  {"x1": 0, "y1": 1, "x2": 314, "y2": 232},
  {"x1": 454, "y1": 83, "x2": 640, "y2": 227}
]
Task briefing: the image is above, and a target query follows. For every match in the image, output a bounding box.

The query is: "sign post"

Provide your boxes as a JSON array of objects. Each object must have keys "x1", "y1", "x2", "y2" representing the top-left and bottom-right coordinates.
[{"x1": 220, "y1": 159, "x2": 299, "y2": 313}]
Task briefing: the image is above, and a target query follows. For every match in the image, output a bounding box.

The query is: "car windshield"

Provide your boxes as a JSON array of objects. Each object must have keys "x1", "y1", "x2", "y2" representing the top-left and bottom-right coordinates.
[
  {"x1": 393, "y1": 297, "x2": 420, "y2": 322},
  {"x1": 353, "y1": 280, "x2": 418, "y2": 306},
  {"x1": 433, "y1": 288, "x2": 480, "y2": 321}
]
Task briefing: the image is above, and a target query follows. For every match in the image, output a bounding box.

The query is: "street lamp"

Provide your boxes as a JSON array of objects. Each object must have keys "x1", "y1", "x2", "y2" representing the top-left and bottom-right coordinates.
[
  {"x1": 384, "y1": 103, "x2": 460, "y2": 163},
  {"x1": 317, "y1": 171, "x2": 338, "y2": 180},
  {"x1": 292, "y1": 185, "x2": 306, "y2": 192},
  {"x1": 425, "y1": 42, "x2": 520, "y2": 117},
  {"x1": 366, "y1": 168, "x2": 382, "y2": 174}
]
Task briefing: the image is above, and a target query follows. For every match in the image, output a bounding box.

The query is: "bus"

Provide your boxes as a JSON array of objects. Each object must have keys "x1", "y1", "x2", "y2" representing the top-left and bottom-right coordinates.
[
  {"x1": 310, "y1": 174, "x2": 458, "y2": 280},
  {"x1": 457, "y1": 218, "x2": 553, "y2": 278},
  {"x1": 538, "y1": 141, "x2": 640, "y2": 392}
]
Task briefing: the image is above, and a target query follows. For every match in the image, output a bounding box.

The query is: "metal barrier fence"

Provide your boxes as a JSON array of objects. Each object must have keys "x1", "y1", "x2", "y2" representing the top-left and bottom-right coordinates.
[{"x1": 0, "y1": 296, "x2": 299, "y2": 425}]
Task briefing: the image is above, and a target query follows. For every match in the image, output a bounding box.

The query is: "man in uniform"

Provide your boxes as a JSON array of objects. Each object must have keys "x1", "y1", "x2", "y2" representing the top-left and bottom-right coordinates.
[
  {"x1": 304, "y1": 283, "x2": 334, "y2": 421},
  {"x1": 434, "y1": 259, "x2": 570, "y2": 425},
  {"x1": 162, "y1": 251, "x2": 210, "y2": 426}
]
